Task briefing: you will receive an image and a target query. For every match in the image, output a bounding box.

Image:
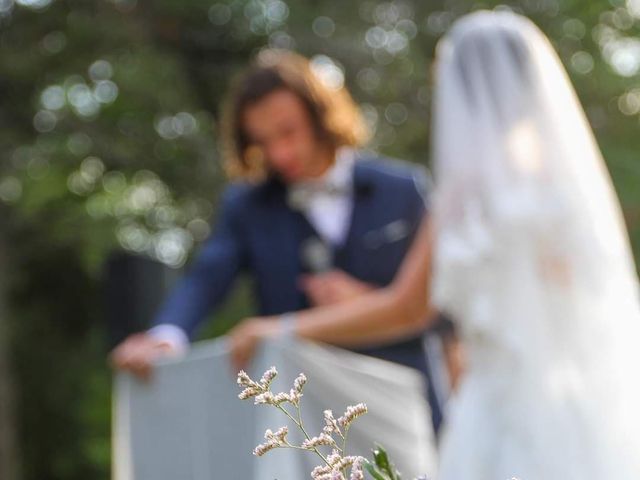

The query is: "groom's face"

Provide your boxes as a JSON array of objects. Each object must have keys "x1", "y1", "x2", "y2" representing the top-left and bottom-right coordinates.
[{"x1": 242, "y1": 88, "x2": 330, "y2": 183}]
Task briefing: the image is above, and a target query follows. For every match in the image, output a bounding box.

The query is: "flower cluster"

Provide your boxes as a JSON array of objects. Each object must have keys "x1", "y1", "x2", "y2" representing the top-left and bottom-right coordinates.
[
  {"x1": 237, "y1": 367, "x2": 275, "y2": 399},
  {"x1": 237, "y1": 368, "x2": 369, "y2": 480},
  {"x1": 322, "y1": 410, "x2": 341, "y2": 435},
  {"x1": 302, "y1": 432, "x2": 336, "y2": 449},
  {"x1": 310, "y1": 450, "x2": 365, "y2": 480},
  {"x1": 237, "y1": 367, "x2": 306, "y2": 406},
  {"x1": 237, "y1": 367, "x2": 514, "y2": 480},
  {"x1": 253, "y1": 426, "x2": 289, "y2": 457},
  {"x1": 338, "y1": 403, "x2": 368, "y2": 429}
]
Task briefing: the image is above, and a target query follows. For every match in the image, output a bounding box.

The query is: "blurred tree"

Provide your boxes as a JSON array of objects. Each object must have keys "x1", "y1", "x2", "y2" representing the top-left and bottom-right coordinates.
[
  {"x1": 0, "y1": 0, "x2": 639, "y2": 478},
  {"x1": 0, "y1": 215, "x2": 20, "y2": 480}
]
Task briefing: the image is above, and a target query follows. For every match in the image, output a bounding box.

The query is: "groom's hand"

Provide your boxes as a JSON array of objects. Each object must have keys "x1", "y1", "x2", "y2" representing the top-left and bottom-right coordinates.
[
  {"x1": 109, "y1": 333, "x2": 178, "y2": 381},
  {"x1": 300, "y1": 269, "x2": 375, "y2": 307}
]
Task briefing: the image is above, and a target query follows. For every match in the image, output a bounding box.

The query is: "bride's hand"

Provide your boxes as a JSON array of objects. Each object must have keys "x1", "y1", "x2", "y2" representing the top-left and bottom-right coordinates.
[{"x1": 228, "y1": 316, "x2": 280, "y2": 371}]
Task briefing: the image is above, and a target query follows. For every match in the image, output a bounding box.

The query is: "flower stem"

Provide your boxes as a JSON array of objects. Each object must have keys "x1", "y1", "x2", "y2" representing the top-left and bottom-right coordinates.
[{"x1": 276, "y1": 404, "x2": 330, "y2": 466}]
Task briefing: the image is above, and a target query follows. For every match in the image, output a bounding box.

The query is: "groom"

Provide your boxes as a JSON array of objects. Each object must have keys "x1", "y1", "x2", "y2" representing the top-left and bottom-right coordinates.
[{"x1": 111, "y1": 50, "x2": 443, "y2": 432}]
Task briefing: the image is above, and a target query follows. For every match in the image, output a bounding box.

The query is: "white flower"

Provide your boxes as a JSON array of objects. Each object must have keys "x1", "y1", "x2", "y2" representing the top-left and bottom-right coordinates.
[
  {"x1": 238, "y1": 367, "x2": 370, "y2": 480},
  {"x1": 326, "y1": 449, "x2": 342, "y2": 466},
  {"x1": 330, "y1": 470, "x2": 346, "y2": 480},
  {"x1": 311, "y1": 463, "x2": 332, "y2": 478},
  {"x1": 288, "y1": 388, "x2": 303, "y2": 406},
  {"x1": 311, "y1": 466, "x2": 346, "y2": 480},
  {"x1": 237, "y1": 370, "x2": 256, "y2": 388},
  {"x1": 336, "y1": 455, "x2": 361, "y2": 471},
  {"x1": 253, "y1": 426, "x2": 289, "y2": 456},
  {"x1": 294, "y1": 372, "x2": 307, "y2": 392},
  {"x1": 253, "y1": 436, "x2": 280, "y2": 457},
  {"x1": 238, "y1": 385, "x2": 262, "y2": 400},
  {"x1": 323, "y1": 410, "x2": 341, "y2": 435},
  {"x1": 338, "y1": 403, "x2": 368, "y2": 429},
  {"x1": 254, "y1": 392, "x2": 274, "y2": 405},
  {"x1": 273, "y1": 392, "x2": 290, "y2": 403},
  {"x1": 254, "y1": 390, "x2": 294, "y2": 406},
  {"x1": 259, "y1": 366, "x2": 278, "y2": 388},
  {"x1": 253, "y1": 441, "x2": 277, "y2": 456},
  {"x1": 266, "y1": 426, "x2": 289, "y2": 443},
  {"x1": 349, "y1": 457, "x2": 365, "y2": 480},
  {"x1": 302, "y1": 433, "x2": 336, "y2": 449},
  {"x1": 237, "y1": 370, "x2": 266, "y2": 400}
]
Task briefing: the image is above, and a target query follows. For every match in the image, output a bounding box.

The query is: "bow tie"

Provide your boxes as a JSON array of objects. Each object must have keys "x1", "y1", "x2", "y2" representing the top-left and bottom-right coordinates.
[{"x1": 287, "y1": 181, "x2": 350, "y2": 211}]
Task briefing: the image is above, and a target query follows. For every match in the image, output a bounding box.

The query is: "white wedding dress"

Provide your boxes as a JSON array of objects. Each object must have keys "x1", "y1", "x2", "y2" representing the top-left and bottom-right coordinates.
[{"x1": 431, "y1": 11, "x2": 640, "y2": 480}]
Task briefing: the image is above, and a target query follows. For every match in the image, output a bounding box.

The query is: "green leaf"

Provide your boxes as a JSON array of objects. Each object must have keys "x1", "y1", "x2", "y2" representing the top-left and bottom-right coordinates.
[
  {"x1": 364, "y1": 459, "x2": 389, "y2": 480},
  {"x1": 372, "y1": 444, "x2": 402, "y2": 480}
]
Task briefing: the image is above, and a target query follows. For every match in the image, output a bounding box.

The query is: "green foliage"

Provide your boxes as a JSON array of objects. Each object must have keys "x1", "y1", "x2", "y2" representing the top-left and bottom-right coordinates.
[
  {"x1": 365, "y1": 444, "x2": 403, "y2": 480},
  {"x1": 1, "y1": 0, "x2": 639, "y2": 478}
]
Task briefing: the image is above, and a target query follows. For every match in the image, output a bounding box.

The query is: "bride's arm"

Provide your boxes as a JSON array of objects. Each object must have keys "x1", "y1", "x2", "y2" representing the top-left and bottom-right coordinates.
[
  {"x1": 229, "y1": 216, "x2": 436, "y2": 367},
  {"x1": 294, "y1": 216, "x2": 435, "y2": 345}
]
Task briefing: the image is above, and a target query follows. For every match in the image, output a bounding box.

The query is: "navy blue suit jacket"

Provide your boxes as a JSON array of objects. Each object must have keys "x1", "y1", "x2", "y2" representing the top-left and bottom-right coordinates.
[{"x1": 153, "y1": 151, "x2": 442, "y2": 430}]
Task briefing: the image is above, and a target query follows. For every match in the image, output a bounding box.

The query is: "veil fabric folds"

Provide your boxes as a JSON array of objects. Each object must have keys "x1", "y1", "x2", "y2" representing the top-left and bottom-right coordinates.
[{"x1": 432, "y1": 11, "x2": 640, "y2": 480}]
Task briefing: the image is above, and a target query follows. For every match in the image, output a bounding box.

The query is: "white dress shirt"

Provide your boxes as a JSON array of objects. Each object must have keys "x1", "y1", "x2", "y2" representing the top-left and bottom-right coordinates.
[
  {"x1": 149, "y1": 148, "x2": 357, "y2": 351},
  {"x1": 287, "y1": 147, "x2": 355, "y2": 245}
]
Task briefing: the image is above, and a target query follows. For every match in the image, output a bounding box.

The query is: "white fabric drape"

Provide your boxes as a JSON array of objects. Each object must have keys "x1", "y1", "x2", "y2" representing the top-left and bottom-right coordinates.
[{"x1": 113, "y1": 337, "x2": 437, "y2": 480}]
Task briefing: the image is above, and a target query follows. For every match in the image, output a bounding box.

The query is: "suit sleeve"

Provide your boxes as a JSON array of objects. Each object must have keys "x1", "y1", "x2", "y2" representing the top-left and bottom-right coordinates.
[{"x1": 151, "y1": 187, "x2": 248, "y2": 339}]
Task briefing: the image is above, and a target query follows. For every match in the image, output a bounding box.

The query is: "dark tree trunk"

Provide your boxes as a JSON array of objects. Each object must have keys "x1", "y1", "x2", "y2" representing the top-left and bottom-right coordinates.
[{"x1": 0, "y1": 221, "x2": 20, "y2": 480}]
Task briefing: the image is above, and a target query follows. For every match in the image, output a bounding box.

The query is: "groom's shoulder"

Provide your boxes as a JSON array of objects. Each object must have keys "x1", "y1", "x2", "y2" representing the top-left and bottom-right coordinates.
[
  {"x1": 216, "y1": 180, "x2": 267, "y2": 216},
  {"x1": 355, "y1": 150, "x2": 428, "y2": 178},
  {"x1": 354, "y1": 150, "x2": 431, "y2": 193}
]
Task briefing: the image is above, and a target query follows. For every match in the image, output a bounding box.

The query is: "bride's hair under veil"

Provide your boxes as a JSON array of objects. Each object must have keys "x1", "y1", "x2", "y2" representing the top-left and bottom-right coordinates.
[{"x1": 432, "y1": 10, "x2": 640, "y2": 478}]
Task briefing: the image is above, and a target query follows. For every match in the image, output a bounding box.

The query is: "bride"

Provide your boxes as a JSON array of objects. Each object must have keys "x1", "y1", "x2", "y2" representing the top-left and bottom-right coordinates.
[{"x1": 229, "y1": 11, "x2": 640, "y2": 479}]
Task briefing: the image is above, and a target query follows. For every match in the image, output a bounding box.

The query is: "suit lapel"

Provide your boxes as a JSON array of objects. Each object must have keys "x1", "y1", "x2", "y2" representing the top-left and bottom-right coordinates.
[{"x1": 337, "y1": 161, "x2": 375, "y2": 270}]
